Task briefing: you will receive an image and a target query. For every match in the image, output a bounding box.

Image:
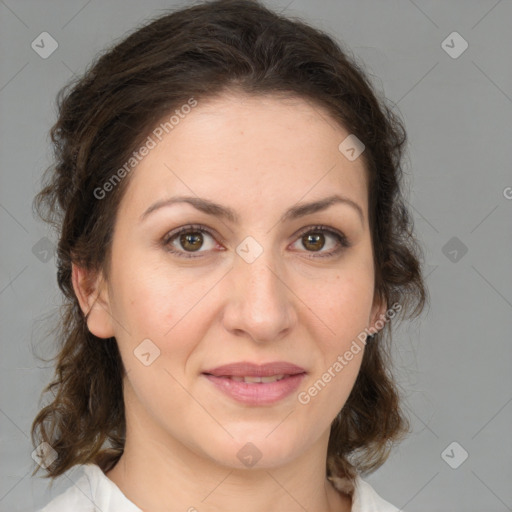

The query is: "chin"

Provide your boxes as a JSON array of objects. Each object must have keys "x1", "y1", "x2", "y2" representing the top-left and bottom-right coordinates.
[{"x1": 194, "y1": 425, "x2": 311, "y2": 471}]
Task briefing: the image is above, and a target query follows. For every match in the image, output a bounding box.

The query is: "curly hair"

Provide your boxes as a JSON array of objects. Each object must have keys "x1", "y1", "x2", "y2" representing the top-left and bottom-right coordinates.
[{"x1": 31, "y1": 0, "x2": 428, "y2": 486}]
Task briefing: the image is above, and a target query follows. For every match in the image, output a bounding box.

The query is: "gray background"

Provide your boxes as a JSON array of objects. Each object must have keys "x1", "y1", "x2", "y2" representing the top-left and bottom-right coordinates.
[{"x1": 1, "y1": 0, "x2": 511, "y2": 511}]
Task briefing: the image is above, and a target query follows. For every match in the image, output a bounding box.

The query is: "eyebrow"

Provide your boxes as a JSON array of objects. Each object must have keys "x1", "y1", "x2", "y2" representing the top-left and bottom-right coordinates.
[{"x1": 140, "y1": 194, "x2": 364, "y2": 226}]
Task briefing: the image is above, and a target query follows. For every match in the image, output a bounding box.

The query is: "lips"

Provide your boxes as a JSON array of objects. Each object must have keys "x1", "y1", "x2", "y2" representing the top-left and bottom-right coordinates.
[{"x1": 202, "y1": 362, "x2": 307, "y2": 405}]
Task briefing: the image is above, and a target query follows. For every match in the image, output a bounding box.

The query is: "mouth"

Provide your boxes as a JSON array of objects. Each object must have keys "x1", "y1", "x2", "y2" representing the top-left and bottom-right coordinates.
[{"x1": 201, "y1": 361, "x2": 307, "y2": 405}]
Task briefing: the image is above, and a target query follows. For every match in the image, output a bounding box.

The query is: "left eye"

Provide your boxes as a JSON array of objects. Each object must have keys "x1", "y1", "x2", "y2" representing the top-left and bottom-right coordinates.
[{"x1": 163, "y1": 224, "x2": 349, "y2": 259}]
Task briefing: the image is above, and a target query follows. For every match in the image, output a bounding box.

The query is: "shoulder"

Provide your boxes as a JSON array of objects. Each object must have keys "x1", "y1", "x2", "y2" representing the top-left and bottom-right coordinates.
[
  {"x1": 37, "y1": 464, "x2": 142, "y2": 512},
  {"x1": 351, "y1": 475, "x2": 402, "y2": 512}
]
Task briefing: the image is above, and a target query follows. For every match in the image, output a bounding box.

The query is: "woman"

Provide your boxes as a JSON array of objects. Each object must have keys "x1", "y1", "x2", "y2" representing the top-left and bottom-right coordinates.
[{"x1": 31, "y1": 1, "x2": 427, "y2": 510}]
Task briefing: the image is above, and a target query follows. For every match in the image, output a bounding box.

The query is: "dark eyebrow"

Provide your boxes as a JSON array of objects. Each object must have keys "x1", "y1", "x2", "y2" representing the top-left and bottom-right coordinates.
[{"x1": 140, "y1": 194, "x2": 364, "y2": 225}]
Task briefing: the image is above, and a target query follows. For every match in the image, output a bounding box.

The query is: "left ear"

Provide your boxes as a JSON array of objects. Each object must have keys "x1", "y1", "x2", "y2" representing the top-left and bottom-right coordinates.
[{"x1": 369, "y1": 291, "x2": 387, "y2": 334}]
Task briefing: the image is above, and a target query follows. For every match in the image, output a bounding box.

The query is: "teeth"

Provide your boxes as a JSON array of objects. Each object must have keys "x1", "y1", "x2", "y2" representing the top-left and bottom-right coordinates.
[
  {"x1": 228, "y1": 374, "x2": 287, "y2": 383},
  {"x1": 260, "y1": 374, "x2": 285, "y2": 383}
]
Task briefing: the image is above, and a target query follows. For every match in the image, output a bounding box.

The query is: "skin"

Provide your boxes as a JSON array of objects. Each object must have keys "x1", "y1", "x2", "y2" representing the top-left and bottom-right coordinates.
[{"x1": 73, "y1": 91, "x2": 387, "y2": 512}]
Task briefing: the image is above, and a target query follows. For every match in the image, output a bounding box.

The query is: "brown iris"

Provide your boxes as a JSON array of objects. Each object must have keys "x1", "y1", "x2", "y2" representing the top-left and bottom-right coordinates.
[
  {"x1": 302, "y1": 232, "x2": 325, "y2": 252},
  {"x1": 179, "y1": 231, "x2": 204, "y2": 252}
]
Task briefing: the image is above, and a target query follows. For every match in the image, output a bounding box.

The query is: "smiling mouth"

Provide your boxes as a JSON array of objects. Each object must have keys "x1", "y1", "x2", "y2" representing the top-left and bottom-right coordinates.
[{"x1": 201, "y1": 361, "x2": 307, "y2": 405}]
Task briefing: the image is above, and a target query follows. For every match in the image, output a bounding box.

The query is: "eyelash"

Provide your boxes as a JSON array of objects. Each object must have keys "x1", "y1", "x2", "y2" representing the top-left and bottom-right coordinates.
[{"x1": 162, "y1": 224, "x2": 350, "y2": 259}]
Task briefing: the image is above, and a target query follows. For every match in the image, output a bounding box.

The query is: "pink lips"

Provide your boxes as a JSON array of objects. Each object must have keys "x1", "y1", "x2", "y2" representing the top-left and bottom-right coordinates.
[{"x1": 202, "y1": 361, "x2": 307, "y2": 406}]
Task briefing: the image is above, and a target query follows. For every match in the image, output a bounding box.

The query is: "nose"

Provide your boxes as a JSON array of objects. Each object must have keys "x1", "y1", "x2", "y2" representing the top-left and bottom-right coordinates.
[{"x1": 221, "y1": 249, "x2": 297, "y2": 344}]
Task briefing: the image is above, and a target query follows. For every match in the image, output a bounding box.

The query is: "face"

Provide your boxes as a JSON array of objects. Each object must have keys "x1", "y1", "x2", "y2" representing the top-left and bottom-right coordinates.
[{"x1": 74, "y1": 92, "x2": 386, "y2": 470}]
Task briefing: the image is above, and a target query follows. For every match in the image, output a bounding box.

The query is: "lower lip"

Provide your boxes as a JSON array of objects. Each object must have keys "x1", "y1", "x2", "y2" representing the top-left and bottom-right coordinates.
[{"x1": 203, "y1": 373, "x2": 306, "y2": 405}]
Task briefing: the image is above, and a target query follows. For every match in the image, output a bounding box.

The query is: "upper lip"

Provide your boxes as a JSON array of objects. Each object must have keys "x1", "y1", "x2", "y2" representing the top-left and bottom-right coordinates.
[{"x1": 202, "y1": 361, "x2": 307, "y2": 377}]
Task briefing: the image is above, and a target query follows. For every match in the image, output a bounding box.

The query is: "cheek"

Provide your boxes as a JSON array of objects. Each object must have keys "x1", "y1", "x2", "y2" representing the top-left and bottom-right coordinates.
[
  {"x1": 310, "y1": 269, "x2": 374, "y2": 343},
  {"x1": 114, "y1": 255, "x2": 195, "y2": 328},
  {"x1": 108, "y1": 265, "x2": 178, "y2": 365},
  {"x1": 118, "y1": 275, "x2": 172, "y2": 332},
  {"x1": 112, "y1": 264, "x2": 217, "y2": 375}
]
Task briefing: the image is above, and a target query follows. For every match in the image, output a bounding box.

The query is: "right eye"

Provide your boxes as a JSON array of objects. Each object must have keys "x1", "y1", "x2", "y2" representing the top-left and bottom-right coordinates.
[{"x1": 162, "y1": 224, "x2": 223, "y2": 258}]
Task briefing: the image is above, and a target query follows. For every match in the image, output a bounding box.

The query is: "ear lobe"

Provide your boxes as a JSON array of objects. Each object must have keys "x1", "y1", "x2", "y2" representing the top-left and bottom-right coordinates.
[{"x1": 71, "y1": 263, "x2": 115, "y2": 339}]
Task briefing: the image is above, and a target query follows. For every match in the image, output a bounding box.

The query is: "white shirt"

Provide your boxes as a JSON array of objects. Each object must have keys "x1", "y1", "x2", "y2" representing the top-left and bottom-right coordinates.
[{"x1": 38, "y1": 463, "x2": 401, "y2": 511}]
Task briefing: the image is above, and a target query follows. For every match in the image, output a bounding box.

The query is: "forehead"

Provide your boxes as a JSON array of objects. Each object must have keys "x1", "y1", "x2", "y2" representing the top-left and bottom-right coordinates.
[{"x1": 118, "y1": 92, "x2": 369, "y2": 222}]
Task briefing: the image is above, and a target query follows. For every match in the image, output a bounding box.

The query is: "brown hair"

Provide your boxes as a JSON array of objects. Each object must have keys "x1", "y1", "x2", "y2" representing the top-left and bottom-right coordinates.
[{"x1": 31, "y1": 0, "x2": 428, "y2": 486}]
